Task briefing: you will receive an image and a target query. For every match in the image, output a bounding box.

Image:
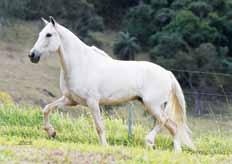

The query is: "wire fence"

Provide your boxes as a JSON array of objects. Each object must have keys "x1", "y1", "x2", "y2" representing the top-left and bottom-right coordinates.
[
  {"x1": 170, "y1": 69, "x2": 232, "y2": 77},
  {"x1": 171, "y1": 69, "x2": 232, "y2": 114}
]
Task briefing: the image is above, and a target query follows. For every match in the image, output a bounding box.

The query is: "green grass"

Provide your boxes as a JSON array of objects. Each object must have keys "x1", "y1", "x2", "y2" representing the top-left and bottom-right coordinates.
[{"x1": 0, "y1": 103, "x2": 232, "y2": 163}]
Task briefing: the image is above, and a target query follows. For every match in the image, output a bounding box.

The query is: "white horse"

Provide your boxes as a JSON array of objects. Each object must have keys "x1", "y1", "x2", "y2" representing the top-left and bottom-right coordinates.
[{"x1": 29, "y1": 17, "x2": 195, "y2": 152}]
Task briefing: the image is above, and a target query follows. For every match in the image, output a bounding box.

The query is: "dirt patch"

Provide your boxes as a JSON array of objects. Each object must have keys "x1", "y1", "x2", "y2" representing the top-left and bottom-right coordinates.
[{"x1": 0, "y1": 146, "x2": 117, "y2": 164}]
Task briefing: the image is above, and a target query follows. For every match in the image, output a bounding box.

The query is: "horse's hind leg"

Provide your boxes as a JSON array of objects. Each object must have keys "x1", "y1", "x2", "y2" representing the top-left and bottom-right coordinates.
[
  {"x1": 43, "y1": 96, "x2": 75, "y2": 137},
  {"x1": 145, "y1": 102, "x2": 168, "y2": 148},
  {"x1": 143, "y1": 100, "x2": 177, "y2": 141},
  {"x1": 145, "y1": 122, "x2": 162, "y2": 148}
]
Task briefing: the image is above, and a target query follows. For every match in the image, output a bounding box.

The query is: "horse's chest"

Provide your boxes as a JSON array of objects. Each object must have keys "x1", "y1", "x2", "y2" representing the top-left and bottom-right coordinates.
[
  {"x1": 60, "y1": 76, "x2": 90, "y2": 105},
  {"x1": 64, "y1": 87, "x2": 87, "y2": 105}
]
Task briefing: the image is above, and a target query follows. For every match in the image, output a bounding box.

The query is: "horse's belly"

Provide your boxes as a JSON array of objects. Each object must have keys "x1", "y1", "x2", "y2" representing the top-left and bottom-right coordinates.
[
  {"x1": 98, "y1": 83, "x2": 139, "y2": 105},
  {"x1": 99, "y1": 96, "x2": 138, "y2": 105}
]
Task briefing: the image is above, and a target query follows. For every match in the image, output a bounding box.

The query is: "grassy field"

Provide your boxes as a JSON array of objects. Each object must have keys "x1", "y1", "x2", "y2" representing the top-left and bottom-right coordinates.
[{"x1": 0, "y1": 97, "x2": 232, "y2": 163}]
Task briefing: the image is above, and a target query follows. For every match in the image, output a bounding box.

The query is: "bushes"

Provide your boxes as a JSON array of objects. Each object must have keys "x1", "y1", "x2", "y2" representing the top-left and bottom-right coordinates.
[
  {"x1": 0, "y1": 0, "x2": 104, "y2": 38},
  {"x1": 113, "y1": 32, "x2": 140, "y2": 60},
  {"x1": 123, "y1": 4, "x2": 155, "y2": 47},
  {"x1": 0, "y1": 91, "x2": 13, "y2": 105},
  {"x1": 88, "y1": 0, "x2": 139, "y2": 28}
]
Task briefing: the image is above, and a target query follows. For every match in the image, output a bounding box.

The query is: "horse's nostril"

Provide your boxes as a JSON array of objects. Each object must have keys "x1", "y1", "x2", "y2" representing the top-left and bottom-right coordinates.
[{"x1": 29, "y1": 52, "x2": 35, "y2": 58}]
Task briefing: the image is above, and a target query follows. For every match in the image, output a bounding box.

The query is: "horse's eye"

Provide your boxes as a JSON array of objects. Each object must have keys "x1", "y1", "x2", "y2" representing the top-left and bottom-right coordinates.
[{"x1": 46, "y1": 33, "x2": 52, "y2": 38}]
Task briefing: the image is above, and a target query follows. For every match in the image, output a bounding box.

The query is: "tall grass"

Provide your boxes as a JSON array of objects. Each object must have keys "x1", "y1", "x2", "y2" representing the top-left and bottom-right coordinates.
[
  {"x1": 0, "y1": 103, "x2": 153, "y2": 147},
  {"x1": 0, "y1": 103, "x2": 232, "y2": 163}
]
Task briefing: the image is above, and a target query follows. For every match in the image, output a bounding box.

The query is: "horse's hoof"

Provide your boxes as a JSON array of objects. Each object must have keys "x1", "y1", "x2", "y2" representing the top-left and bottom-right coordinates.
[
  {"x1": 145, "y1": 139, "x2": 155, "y2": 150},
  {"x1": 102, "y1": 142, "x2": 108, "y2": 146},
  {"x1": 47, "y1": 128, "x2": 56, "y2": 138},
  {"x1": 50, "y1": 131, "x2": 56, "y2": 138},
  {"x1": 146, "y1": 143, "x2": 155, "y2": 150},
  {"x1": 44, "y1": 127, "x2": 56, "y2": 138}
]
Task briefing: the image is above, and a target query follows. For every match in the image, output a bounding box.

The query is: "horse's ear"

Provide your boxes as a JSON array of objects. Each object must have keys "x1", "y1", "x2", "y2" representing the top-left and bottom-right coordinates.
[
  {"x1": 49, "y1": 16, "x2": 56, "y2": 26},
  {"x1": 41, "y1": 17, "x2": 48, "y2": 25}
]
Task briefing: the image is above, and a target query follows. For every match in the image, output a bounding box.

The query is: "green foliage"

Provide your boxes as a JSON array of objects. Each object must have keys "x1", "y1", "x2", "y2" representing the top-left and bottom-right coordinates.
[
  {"x1": 113, "y1": 32, "x2": 140, "y2": 60},
  {"x1": 0, "y1": 0, "x2": 27, "y2": 18},
  {"x1": 59, "y1": 0, "x2": 104, "y2": 38},
  {"x1": 123, "y1": 4, "x2": 155, "y2": 47},
  {"x1": 188, "y1": 1, "x2": 212, "y2": 18},
  {"x1": 171, "y1": 0, "x2": 191, "y2": 10},
  {"x1": 88, "y1": 0, "x2": 139, "y2": 28},
  {"x1": 151, "y1": 0, "x2": 169, "y2": 9},
  {"x1": 209, "y1": 0, "x2": 227, "y2": 13},
  {"x1": 0, "y1": 0, "x2": 104, "y2": 38},
  {"x1": 0, "y1": 91, "x2": 14, "y2": 105},
  {"x1": 121, "y1": 0, "x2": 232, "y2": 79},
  {"x1": 154, "y1": 8, "x2": 176, "y2": 28},
  {"x1": 165, "y1": 10, "x2": 217, "y2": 48},
  {"x1": 150, "y1": 32, "x2": 188, "y2": 59}
]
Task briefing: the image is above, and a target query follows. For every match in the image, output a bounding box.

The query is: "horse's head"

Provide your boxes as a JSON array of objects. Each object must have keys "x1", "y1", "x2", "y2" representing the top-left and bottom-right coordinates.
[{"x1": 29, "y1": 16, "x2": 61, "y2": 63}]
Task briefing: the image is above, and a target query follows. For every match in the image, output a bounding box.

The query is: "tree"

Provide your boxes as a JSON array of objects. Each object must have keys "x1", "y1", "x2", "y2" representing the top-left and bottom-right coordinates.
[
  {"x1": 188, "y1": 1, "x2": 212, "y2": 18},
  {"x1": 123, "y1": 4, "x2": 155, "y2": 47},
  {"x1": 165, "y1": 10, "x2": 217, "y2": 47},
  {"x1": 171, "y1": 0, "x2": 191, "y2": 10},
  {"x1": 154, "y1": 8, "x2": 176, "y2": 29},
  {"x1": 150, "y1": 32, "x2": 188, "y2": 61},
  {"x1": 113, "y1": 32, "x2": 140, "y2": 60},
  {"x1": 151, "y1": 0, "x2": 168, "y2": 9},
  {"x1": 88, "y1": 0, "x2": 139, "y2": 28},
  {"x1": 0, "y1": 0, "x2": 104, "y2": 39}
]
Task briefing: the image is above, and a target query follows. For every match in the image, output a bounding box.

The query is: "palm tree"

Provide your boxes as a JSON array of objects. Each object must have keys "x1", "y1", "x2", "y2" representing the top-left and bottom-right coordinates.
[{"x1": 113, "y1": 32, "x2": 140, "y2": 60}]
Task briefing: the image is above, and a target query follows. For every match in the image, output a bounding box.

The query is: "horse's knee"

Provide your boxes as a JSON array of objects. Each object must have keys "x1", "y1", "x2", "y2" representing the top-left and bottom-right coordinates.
[
  {"x1": 96, "y1": 127, "x2": 102, "y2": 135},
  {"x1": 43, "y1": 104, "x2": 51, "y2": 115},
  {"x1": 95, "y1": 123, "x2": 104, "y2": 135}
]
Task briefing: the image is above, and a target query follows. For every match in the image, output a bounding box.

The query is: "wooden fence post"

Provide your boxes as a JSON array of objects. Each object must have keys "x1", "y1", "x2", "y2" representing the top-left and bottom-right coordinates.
[{"x1": 128, "y1": 103, "x2": 133, "y2": 139}]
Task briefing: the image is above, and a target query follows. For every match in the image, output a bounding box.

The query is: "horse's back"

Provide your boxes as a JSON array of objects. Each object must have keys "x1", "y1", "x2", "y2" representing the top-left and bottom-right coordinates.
[{"x1": 97, "y1": 60, "x2": 172, "y2": 100}]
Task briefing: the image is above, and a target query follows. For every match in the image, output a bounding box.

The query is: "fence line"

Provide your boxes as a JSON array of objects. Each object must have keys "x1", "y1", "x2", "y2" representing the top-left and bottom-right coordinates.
[
  {"x1": 169, "y1": 68, "x2": 232, "y2": 97},
  {"x1": 184, "y1": 91, "x2": 232, "y2": 97},
  {"x1": 170, "y1": 69, "x2": 232, "y2": 77}
]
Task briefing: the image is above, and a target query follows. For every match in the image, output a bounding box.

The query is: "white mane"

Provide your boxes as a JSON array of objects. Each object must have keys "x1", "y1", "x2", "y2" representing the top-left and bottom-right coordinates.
[
  {"x1": 90, "y1": 46, "x2": 111, "y2": 58},
  {"x1": 57, "y1": 24, "x2": 111, "y2": 59}
]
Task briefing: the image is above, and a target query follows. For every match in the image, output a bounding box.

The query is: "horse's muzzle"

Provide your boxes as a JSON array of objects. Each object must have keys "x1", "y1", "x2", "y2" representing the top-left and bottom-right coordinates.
[{"x1": 28, "y1": 51, "x2": 40, "y2": 63}]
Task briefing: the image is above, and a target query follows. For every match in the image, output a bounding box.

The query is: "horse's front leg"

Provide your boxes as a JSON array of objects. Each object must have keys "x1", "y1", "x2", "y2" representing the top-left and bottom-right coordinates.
[
  {"x1": 43, "y1": 96, "x2": 75, "y2": 137},
  {"x1": 87, "y1": 99, "x2": 107, "y2": 145}
]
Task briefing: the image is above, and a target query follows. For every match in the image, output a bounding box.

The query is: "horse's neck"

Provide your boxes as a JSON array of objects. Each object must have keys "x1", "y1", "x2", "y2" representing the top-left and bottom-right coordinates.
[
  {"x1": 57, "y1": 25, "x2": 89, "y2": 77},
  {"x1": 57, "y1": 24, "x2": 112, "y2": 80}
]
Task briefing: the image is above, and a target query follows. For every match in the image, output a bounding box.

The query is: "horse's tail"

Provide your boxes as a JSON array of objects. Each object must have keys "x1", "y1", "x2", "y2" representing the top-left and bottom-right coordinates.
[{"x1": 167, "y1": 72, "x2": 195, "y2": 150}]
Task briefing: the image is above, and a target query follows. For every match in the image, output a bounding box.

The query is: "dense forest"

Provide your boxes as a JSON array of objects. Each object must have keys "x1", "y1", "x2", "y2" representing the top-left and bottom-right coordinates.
[{"x1": 0, "y1": 0, "x2": 232, "y2": 113}]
